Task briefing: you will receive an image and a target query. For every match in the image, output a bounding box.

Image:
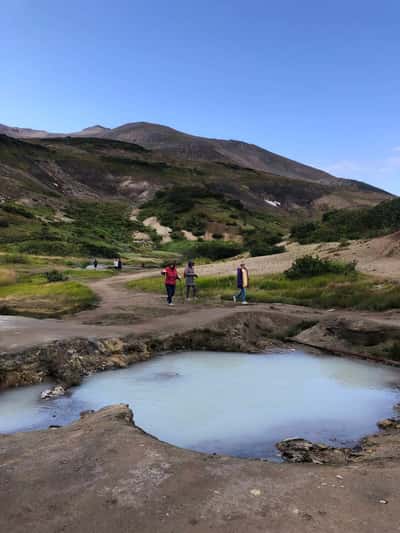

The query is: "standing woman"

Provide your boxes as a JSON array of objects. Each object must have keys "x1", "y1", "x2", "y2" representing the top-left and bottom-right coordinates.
[
  {"x1": 161, "y1": 262, "x2": 181, "y2": 306},
  {"x1": 184, "y1": 260, "x2": 198, "y2": 300}
]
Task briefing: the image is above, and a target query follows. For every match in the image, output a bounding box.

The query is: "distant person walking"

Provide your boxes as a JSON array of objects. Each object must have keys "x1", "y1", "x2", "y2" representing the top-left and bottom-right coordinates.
[
  {"x1": 93, "y1": 258, "x2": 98, "y2": 270},
  {"x1": 233, "y1": 263, "x2": 249, "y2": 304},
  {"x1": 113, "y1": 257, "x2": 122, "y2": 270},
  {"x1": 162, "y1": 262, "x2": 181, "y2": 306},
  {"x1": 184, "y1": 261, "x2": 198, "y2": 300}
]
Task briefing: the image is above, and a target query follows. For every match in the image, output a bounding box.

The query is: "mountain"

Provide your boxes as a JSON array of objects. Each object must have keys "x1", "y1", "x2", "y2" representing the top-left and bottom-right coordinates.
[
  {"x1": 0, "y1": 121, "x2": 378, "y2": 188},
  {"x1": 0, "y1": 130, "x2": 393, "y2": 258},
  {"x1": 0, "y1": 133, "x2": 390, "y2": 210}
]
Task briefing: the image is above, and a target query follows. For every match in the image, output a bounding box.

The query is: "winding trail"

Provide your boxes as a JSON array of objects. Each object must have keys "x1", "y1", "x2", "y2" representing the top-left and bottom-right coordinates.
[{"x1": 1, "y1": 265, "x2": 400, "y2": 353}]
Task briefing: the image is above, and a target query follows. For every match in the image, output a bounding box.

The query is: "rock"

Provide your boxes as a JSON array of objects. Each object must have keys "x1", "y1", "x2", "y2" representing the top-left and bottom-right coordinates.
[
  {"x1": 377, "y1": 418, "x2": 400, "y2": 430},
  {"x1": 80, "y1": 410, "x2": 95, "y2": 419},
  {"x1": 40, "y1": 385, "x2": 66, "y2": 400},
  {"x1": 276, "y1": 438, "x2": 349, "y2": 464}
]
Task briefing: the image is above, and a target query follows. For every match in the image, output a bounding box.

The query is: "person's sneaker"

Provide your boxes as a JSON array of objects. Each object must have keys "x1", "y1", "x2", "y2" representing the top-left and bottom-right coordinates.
[
  {"x1": 233, "y1": 295, "x2": 237, "y2": 303},
  {"x1": 169, "y1": 302, "x2": 175, "y2": 306},
  {"x1": 241, "y1": 301, "x2": 248, "y2": 305}
]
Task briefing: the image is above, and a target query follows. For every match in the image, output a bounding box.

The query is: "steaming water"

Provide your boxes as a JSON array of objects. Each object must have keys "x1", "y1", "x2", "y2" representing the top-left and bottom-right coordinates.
[{"x1": 1, "y1": 350, "x2": 400, "y2": 460}]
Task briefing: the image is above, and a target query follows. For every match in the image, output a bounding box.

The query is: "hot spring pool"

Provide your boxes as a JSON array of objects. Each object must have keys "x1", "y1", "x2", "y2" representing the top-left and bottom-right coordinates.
[{"x1": 1, "y1": 350, "x2": 399, "y2": 460}]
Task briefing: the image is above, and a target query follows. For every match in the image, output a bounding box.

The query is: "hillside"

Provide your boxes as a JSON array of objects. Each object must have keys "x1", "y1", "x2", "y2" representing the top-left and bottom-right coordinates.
[
  {"x1": 0, "y1": 131, "x2": 393, "y2": 258},
  {"x1": 291, "y1": 197, "x2": 400, "y2": 243},
  {"x1": 0, "y1": 121, "x2": 389, "y2": 190}
]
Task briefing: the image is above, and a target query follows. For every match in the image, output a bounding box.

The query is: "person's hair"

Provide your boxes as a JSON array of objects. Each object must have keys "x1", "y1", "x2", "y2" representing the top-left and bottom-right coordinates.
[
  {"x1": 188, "y1": 260, "x2": 194, "y2": 267},
  {"x1": 169, "y1": 261, "x2": 176, "y2": 267}
]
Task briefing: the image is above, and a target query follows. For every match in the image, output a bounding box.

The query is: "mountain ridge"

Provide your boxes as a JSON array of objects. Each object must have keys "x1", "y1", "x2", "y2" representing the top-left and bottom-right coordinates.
[{"x1": 0, "y1": 121, "x2": 367, "y2": 188}]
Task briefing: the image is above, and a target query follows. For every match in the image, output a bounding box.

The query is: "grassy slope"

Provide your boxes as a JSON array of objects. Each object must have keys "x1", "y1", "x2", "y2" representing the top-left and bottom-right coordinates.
[
  {"x1": 291, "y1": 197, "x2": 400, "y2": 243},
  {"x1": 128, "y1": 271, "x2": 400, "y2": 311},
  {"x1": 0, "y1": 200, "x2": 148, "y2": 257}
]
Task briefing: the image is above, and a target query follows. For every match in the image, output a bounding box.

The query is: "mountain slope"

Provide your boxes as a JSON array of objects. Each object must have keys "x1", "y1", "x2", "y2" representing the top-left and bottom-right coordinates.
[
  {"x1": 0, "y1": 134, "x2": 390, "y2": 212},
  {"x1": 0, "y1": 121, "x2": 380, "y2": 188},
  {"x1": 0, "y1": 133, "x2": 394, "y2": 258}
]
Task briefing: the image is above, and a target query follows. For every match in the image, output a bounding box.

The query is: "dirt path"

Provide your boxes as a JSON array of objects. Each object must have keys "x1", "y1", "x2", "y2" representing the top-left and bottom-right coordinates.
[{"x1": 1, "y1": 255, "x2": 400, "y2": 354}]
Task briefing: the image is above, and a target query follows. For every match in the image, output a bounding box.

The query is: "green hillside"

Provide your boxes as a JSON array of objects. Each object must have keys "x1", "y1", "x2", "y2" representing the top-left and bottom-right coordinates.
[{"x1": 291, "y1": 197, "x2": 400, "y2": 243}]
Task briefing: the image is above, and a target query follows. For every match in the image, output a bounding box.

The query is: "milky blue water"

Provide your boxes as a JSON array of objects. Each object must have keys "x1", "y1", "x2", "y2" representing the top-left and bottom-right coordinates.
[{"x1": 1, "y1": 350, "x2": 399, "y2": 460}]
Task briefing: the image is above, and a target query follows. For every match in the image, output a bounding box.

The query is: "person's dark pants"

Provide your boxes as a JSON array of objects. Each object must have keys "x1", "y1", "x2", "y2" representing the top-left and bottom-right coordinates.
[
  {"x1": 235, "y1": 287, "x2": 247, "y2": 302},
  {"x1": 166, "y1": 284, "x2": 176, "y2": 304},
  {"x1": 186, "y1": 285, "x2": 197, "y2": 298}
]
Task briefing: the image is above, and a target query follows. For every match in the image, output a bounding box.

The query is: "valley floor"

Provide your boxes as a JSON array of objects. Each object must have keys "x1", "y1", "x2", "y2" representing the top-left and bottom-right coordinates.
[{"x1": 1, "y1": 236, "x2": 400, "y2": 533}]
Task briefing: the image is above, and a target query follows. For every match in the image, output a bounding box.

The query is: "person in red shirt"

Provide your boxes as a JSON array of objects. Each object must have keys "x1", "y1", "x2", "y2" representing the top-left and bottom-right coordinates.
[{"x1": 161, "y1": 262, "x2": 181, "y2": 305}]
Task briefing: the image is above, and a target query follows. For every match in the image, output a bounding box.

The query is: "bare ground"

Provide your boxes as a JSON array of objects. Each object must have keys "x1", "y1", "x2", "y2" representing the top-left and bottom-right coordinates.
[{"x1": 1, "y1": 405, "x2": 400, "y2": 533}]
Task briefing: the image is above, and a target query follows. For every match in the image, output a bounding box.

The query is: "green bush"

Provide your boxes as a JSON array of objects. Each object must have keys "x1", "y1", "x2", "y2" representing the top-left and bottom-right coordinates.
[
  {"x1": 1, "y1": 203, "x2": 34, "y2": 219},
  {"x1": 285, "y1": 255, "x2": 357, "y2": 279},
  {"x1": 0, "y1": 253, "x2": 29, "y2": 264},
  {"x1": 249, "y1": 243, "x2": 285, "y2": 257},
  {"x1": 17, "y1": 240, "x2": 78, "y2": 256},
  {"x1": 45, "y1": 270, "x2": 68, "y2": 282},
  {"x1": 192, "y1": 241, "x2": 242, "y2": 261},
  {"x1": 243, "y1": 228, "x2": 284, "y2": 257},
  {"x1": 387, "y1": 341, "x2": 400, "y2": 361}
]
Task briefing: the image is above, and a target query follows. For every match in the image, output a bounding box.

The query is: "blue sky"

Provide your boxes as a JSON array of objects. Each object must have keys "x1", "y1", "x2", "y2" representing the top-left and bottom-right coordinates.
[{"x1": 1, "y1": 0, "x2": 399, "y2": 194}]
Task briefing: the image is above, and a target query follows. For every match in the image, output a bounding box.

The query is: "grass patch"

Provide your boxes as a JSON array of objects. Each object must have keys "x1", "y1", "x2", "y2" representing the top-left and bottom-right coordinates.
[
  {"x1": 128, "y1": 271, "x2": 400, "y2": 311},
  {"x1": 0, "y1": 277, "x2": 97, "y2": 317},
  {"x1": 63, "y1": 268, "x2": 117, "y2": 281}
]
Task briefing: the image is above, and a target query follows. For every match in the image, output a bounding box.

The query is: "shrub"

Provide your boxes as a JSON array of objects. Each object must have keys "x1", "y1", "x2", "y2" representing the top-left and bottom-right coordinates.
[
  {"x1": 45, "y1": 270, "x2": 68, "y2": 282},
  {"x1": 1, "y1": 203, "x2": 34, "y2": 218},
  {"x1": 17, "y1": 240, "x2": 78, "y2": 256},
  {"x1": 212, "y1": 232, "x2": 224, "y2": 240},
  {"x1": 285, "y1": 255, "x2": 357, "y2": 279},
  {"x1": 191, "y1": 241, "x2": 242, "y2": 261},
  {"x1": 387, "y1": 341, "x2": 400, "y2": 361},
  {"x1": 243, "y1": 228, "x2": 284, "y2": 257},
  {"x1": 0, "y1": 253, "x2": 29, "y2": 264},
  {"x1": 249, "y1": 243, "x2": 285, "y2": 257}
]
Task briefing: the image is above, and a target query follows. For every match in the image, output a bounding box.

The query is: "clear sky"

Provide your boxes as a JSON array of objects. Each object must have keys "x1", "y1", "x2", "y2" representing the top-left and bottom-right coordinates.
[{"x1": 1, "y1": 0, "x2": 399, "y2": 194}]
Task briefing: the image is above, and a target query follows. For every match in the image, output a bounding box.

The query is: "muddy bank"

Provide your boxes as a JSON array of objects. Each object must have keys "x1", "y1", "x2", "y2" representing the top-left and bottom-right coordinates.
[
  {"x1": 2, "y1": 403, "x2": 400, "y2": 533},
  {"x1": 2, "y1": 308, "x2": 400, "y2": 390},
  {"x1": 294, "y1": 316, "x2": 400, "y2": 366},
  {"x1": 0, "y1": 311, "x2": 292, "y2": 389}
]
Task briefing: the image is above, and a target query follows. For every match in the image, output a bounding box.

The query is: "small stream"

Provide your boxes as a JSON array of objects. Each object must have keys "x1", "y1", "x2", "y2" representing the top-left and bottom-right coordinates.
[{"x1": 1, "y1": 349, "x2": 400, "y2": 460}]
